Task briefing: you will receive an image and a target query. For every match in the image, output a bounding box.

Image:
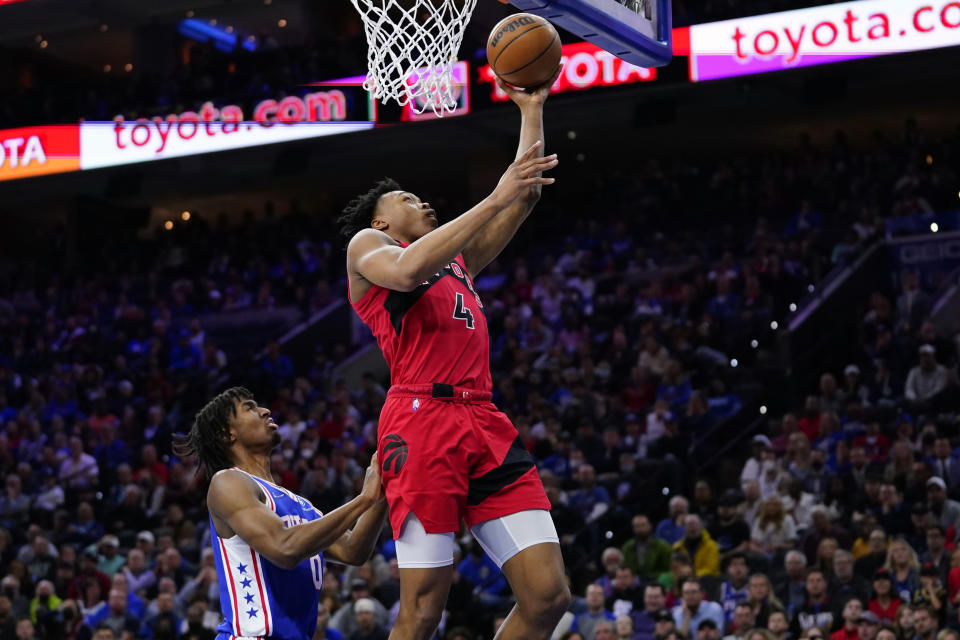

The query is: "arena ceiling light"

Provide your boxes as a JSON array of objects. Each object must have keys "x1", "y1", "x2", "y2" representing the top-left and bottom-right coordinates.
[{"x1": 178, "y1": 17, "x2": 257, "y2": 52}]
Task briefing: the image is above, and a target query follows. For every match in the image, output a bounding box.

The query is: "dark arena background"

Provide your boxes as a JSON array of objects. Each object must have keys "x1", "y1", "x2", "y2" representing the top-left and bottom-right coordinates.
[{"x1": 1, "y1": 0, "x2": 960, "y2": 639}]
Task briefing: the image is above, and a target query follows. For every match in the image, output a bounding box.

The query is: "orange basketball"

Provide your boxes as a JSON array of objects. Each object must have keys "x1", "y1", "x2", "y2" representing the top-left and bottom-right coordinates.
[{"x1": 486, "y1": 13, "x2": 561, "y2": 89}]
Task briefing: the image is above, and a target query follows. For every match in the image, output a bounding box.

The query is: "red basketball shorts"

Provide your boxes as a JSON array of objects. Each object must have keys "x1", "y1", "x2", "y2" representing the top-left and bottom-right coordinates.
[{"x1": 377, "y1": 383, "x2": 550, "y2": 537}]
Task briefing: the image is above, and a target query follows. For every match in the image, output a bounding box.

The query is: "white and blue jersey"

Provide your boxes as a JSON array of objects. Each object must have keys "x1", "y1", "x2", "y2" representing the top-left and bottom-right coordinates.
[
  {"x1": 720, "y1": 581, "x2": 748, "y2": 626},
  {"x1": 212, "y1": 468, "x2": 325, "y2": 640}
]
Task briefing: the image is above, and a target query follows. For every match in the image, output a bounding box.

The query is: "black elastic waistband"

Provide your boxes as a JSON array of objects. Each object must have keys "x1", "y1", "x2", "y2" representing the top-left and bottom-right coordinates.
[
  {"x1": 386, "y1": 383, "x2": 492, "y2": 403},
  {"x1": 431, "y1": 383, "x2": 454, "y2": 398}
]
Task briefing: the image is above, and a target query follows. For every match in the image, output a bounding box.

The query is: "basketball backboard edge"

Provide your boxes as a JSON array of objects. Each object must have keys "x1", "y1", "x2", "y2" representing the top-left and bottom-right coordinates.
[{"x1": 506, "y1": 0, "x2": 673, "y2": 68}]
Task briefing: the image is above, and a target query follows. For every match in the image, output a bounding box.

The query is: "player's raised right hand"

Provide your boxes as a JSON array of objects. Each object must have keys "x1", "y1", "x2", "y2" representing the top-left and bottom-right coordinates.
[
  {"x1": 360, "y1": 452, "x2": 384, "y2": 505},
  {"x1": 491, "y1": 140, "x2": 557, "y2": 209}
]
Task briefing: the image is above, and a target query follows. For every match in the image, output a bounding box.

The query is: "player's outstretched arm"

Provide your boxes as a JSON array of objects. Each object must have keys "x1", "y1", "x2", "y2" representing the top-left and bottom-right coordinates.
[
  {"x1": 462, "y1": 65, "x2": 562, "y2": 276},
  {"x1": 207, "y1": 458, "x2": 383, "y2": 569},
  {"x1": 348, "y1": 142, "x2": 557, "y2": 292},
  {"x1": 320, "y1": 453, "x2": 388, "y2": 565},
  {"x1": 324, "y1": 499, "x2": 388, "y2": 565}
]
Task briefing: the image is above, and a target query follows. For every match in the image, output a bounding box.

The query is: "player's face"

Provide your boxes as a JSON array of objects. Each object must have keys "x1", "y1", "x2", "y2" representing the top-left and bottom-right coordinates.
[
  {"x1": 230, "y1": 398, "x2": 281, "y2": 451},
  {"x1": 373, "y1": 190, "x2": 437, "y2": 240}
]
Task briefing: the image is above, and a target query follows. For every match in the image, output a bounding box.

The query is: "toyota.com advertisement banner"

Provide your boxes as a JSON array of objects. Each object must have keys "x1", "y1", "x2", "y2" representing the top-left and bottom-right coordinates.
[
  {"x1": 0, "y1": 89, "x2": 374, "y2": 182},
  {"x1": 688, "y1": 0, "x2": 960, "y2": 81}
]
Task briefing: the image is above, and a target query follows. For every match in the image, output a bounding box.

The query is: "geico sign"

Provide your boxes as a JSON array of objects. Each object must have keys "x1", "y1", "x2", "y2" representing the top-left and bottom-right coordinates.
[
  {"x1": 481, "y1": 42, "x2": 655, "y2": 101},
  {"x1": 899, "y1": 238, "x2": 960, "y2": 263}
]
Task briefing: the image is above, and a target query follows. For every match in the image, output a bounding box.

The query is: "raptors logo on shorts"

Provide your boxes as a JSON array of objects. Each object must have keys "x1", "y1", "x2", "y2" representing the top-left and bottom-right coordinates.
[
  {"x1": 376, "y1": 386, "x2": 550, "y2": 536},
  {"x1": 382, "y1": 434, "x2": 408, "y2": 473}
]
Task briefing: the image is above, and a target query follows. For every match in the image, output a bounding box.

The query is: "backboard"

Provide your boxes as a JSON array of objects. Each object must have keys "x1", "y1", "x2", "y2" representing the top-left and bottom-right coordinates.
[{"x1": 506, "y1": 0, "x2": 673, "y2": 68}]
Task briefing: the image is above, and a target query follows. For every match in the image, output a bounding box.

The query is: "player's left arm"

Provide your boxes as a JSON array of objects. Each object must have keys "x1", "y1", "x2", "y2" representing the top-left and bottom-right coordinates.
[
  {"x1": 323, "y1": 500, "x2": 389, "y2": 566},
  {"x1": 461, "y1": 66, "x2": 562, "y2": 276}
]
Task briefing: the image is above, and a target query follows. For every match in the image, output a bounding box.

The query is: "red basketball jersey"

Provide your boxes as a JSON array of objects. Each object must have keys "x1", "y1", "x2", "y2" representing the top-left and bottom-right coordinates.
[{"x1": 349, "y1": 253, "x2": 492, "y2": 391}]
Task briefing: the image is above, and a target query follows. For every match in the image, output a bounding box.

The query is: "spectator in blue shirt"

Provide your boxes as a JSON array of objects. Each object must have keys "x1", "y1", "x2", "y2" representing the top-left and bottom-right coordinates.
[
  {"x1": 672, "y1": 578, "x2": 725, "y2": 638},
  {"x1": 540, "y1": 433, "x2": 574, "y2": 479},
  {"x1": 0, "y1": 391, "x2": 17, "y2": 425},
  {"x1": 569, "y1": 464, "x2": 611, "y2": 523},
  {"x1": 109, "y1": 573, "x2": 145, "y2": 619},
  {"x1": 706, "y1": 277, "x2": 741, "y2": 319},
  {"x1": 456, "y1": 546, "x2": 509, "y2": 611},
  {"x1": 64, "y1": 502, "x2": 104, "y2": 548},
  {"x1": 168, "y1": 330, "x2": 201, "y2": 371},
  {"x1": 631, "y1": 584, "x2": 666, "y2": 640},
  {"x1": 84, "y1": 588, "x2": 140, "y2": 637},
  {"x1": 93, "y1": 424, "x2": 130, "y2": 478},
  {"x1": 719, "y1": 553, "x2": 750, "y2": 626},
  {"x1": 572, "y1": 584, "x2": 616, "y2": 640},
  {"x1": 596, "y1": 548, "x2": 626, "y2": 599},
  {"x1": 259, "y1": 339, "x2": 294, "y2": 386},
  {"x1": 785, "y1": 200, "x2": 824, "y2": 237},
  {"x1": 656, "y1": 496, "x2": 689, "y2": 545},
  {"x1": 42, "y1": 386, "x2": 82, "y2": 423},
  {"x1": 139, "y1": 591, "x2": 181, "y2": 639},
  {"x1": 657, "y1": 362, "x2": 693, "y2": 410}
]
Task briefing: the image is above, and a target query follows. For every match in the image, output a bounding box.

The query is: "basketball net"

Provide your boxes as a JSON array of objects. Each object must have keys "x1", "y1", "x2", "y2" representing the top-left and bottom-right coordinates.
[{"x1": 350, "y1": 0, "x2": 478, "y2": 117}]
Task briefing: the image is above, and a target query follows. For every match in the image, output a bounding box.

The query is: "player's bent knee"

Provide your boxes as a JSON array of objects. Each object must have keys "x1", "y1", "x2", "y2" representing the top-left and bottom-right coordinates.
[
  {"x1": 549, "y1": 582, "x2": 573, "y2": 616},
  {"x1": 514, "y1": 575, "x2": 570, "y2": 625},
  {"x1": 553, "y1": 579, "x2": 573, "y2": 606},
  {"x1": 397, "y1": 568, "x2": 451, "y2": 640},
  {"x1": 406, "y1": 589, "x2": 447, "y2": 619},
  {"x1": 534, "y1": 580, "x2": 572, "y2": 621},
  {"x1": 398, "y1": 594, "x2": 446, "y2": 636}
]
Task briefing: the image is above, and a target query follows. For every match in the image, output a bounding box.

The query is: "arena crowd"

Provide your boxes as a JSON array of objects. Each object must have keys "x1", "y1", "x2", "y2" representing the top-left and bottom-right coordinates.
[{"x1": 0, "y1": 108, "x2": 958, "y2": 640}]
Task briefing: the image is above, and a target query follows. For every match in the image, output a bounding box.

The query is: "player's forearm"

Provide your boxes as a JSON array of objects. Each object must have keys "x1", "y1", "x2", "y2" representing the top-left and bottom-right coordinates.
[
  {"x1": 506, "y1": 104, "x2": 545, "y2": 204},
  {"x1": 395, "y1": 196, "x2": 503, "y2": 284},
  {"x1": 282, "y1": 494, "x2": 375, "y2": 567},
  {"x1": 515, "y1": 104, "x2": 545, "y2": 181},
  {"x1": 336, "y1": 501, "x2": 388, "y2": 565},
  {"x1": 461, "y1": 200, "x2": 535, "y2": 276},
  {"x1": 463, "y1": 105, "x2": 544, "y2": 274}
]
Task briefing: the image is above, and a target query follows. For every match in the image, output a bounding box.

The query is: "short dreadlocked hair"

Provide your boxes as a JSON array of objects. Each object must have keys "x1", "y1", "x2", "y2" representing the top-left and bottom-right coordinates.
[
  {"x1": 174, "y1": 386, "x2": 253, "y2": 479},
  {"x1": 336, "y1": 177, "x2": 401, "y2": 245}
]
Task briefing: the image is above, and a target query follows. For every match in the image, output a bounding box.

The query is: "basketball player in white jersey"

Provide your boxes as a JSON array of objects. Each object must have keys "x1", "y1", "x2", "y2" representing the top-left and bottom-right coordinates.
[{"x1": 177, "y1": 386, "x2": 387, "y2": 640}]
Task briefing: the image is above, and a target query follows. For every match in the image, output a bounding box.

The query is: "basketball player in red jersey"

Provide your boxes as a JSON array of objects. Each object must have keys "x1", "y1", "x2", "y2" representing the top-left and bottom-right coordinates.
[{"x1": 337, "y1": 68, "x2": 568, "y2": 640}]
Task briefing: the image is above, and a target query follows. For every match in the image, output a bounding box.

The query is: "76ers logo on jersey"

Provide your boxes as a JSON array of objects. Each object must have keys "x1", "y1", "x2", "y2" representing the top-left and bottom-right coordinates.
[{"x1": 382, "y1": 434, "x2": 408, "y2": 474}]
